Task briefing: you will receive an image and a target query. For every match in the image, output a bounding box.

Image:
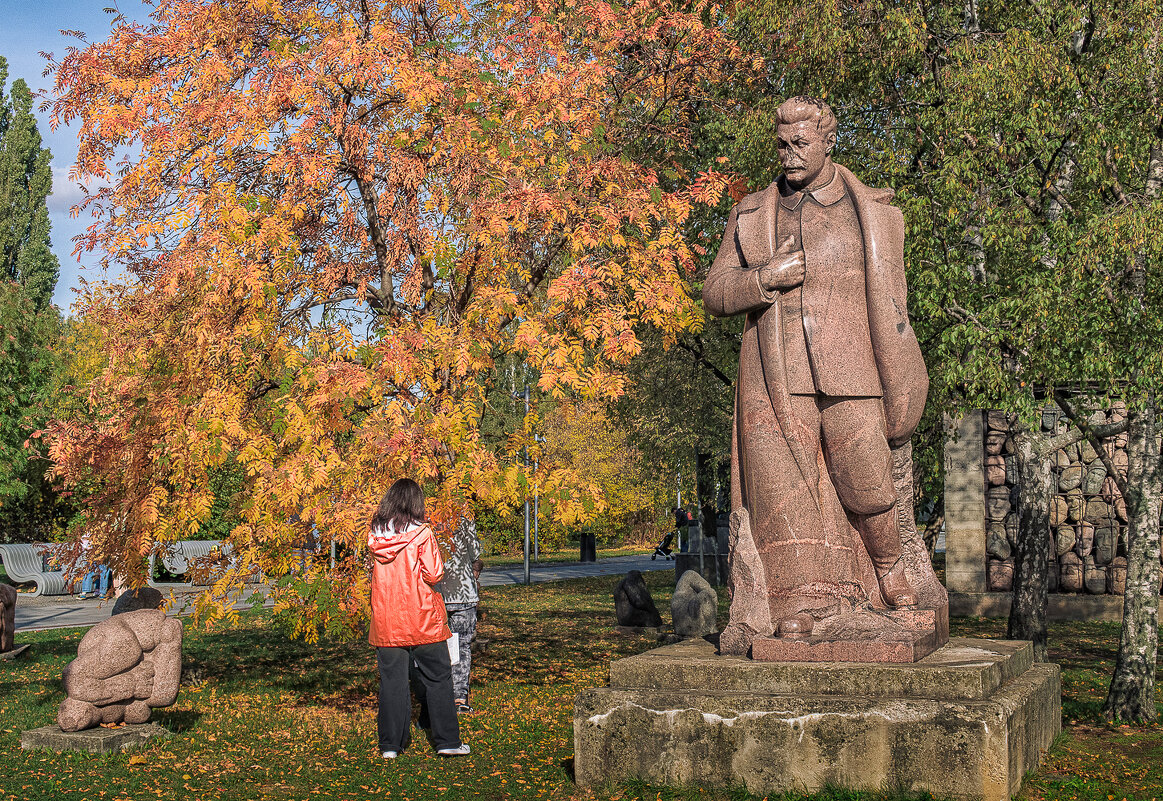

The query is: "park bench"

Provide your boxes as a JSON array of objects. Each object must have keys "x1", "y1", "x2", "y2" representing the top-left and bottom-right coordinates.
[
  {"x1": 0, "y1": 543, "x2": 69, "y2": 597},
  {"x1": 152, "y1": 540, "x2": 225, "y2": 585},
  {"x1": 152, "y1": 541, "x2": 262, "y2": 585}
]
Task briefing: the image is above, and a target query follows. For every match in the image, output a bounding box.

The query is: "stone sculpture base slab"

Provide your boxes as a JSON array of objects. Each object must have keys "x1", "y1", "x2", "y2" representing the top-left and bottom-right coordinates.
[
  {"x1": 750, "y1": 604, "x2": 949, "y2": 663},
  {"x1": 21, "y1": 723, "x2": 170, "y2": 754},
  {"x1": 0, "y1": 644, "x2": 30, "y2": 661},
  {"x1": 574, "y1": 637, "x2": 1060, "y2": 801}
]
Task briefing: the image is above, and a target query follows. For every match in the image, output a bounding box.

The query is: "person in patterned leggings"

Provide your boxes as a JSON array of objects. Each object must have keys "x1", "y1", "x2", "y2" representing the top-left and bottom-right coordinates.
[{"x1": 435, "y1": 518, "x2": 483, "y2": 714}]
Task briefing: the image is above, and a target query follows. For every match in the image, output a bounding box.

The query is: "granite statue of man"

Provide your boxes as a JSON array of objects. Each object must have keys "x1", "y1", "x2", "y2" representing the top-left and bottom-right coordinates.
[{"x1": 704, "y1": 97, "x2": 945, "y2": 659}]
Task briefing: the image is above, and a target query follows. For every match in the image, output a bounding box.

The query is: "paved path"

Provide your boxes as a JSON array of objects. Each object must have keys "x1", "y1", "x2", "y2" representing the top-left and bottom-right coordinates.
[
  {"x1": 13, "y1": 586, "x2": 266, "y2": 634},
  {"x1": 479, "y1": 553, "x2": 669, "y2": 587},
  {"x1": 13, "y1": 553, "x2": 671, "y2": 633}
]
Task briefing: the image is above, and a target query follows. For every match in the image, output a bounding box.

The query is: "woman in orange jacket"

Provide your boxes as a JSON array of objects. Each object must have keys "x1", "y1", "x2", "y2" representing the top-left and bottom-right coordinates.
[{"x1": 368, "y1": 479, "x2": 467, "y2": 758}]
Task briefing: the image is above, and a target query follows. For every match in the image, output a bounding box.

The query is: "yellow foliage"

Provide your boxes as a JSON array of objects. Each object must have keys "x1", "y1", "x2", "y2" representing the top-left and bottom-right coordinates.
[{"x1": 539, "y1": 401, "x2": 669, "y2": 544}]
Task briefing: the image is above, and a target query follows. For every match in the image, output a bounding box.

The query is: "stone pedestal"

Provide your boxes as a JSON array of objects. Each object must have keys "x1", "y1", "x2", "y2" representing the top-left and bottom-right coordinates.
[
  {"x1": 0, "y1": 643, "x2": 30, "y2": 660},
  {"x1": 21, "y1": 723, "x2": 170, "y2": 754},
  {"x1": 944, "y1": 412, "x2": 988, "y2": 595},
  {"x1": 574, "y1": 637, "x2": 1060, "y2": 801},
  {"x1": 673, "y1": 553, "x2": 726, "y2": 586},
  {"x1": 750, "y1": 605, "x2": 948, "y2": 663}
]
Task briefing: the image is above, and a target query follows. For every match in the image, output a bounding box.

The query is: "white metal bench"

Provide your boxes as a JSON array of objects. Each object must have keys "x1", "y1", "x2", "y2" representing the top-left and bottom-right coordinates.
[
  {"x1": 155, "y1": 540, "x2": 225, "y2": 585},
  {"x1": 153, "y1": 540, "x2": 261, "y2": 585},
  {"x1": 0, "y1": 543, "x2": 69, "y2": 597}
]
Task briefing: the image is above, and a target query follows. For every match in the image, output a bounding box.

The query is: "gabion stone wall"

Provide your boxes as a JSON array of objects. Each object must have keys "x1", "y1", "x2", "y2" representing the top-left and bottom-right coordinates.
[{"x1": 983, "y1": 406, "x2": 1131, "y2": 596}]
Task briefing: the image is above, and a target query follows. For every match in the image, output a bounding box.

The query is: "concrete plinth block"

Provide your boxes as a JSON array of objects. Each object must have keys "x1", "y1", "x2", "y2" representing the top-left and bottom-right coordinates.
[
  {"x1": 950, "y1": 591, "x2": 1163, "y2": 622},
  {"x1": 575, "y1": 637, "x2": 1060, "y2": 801},
  {"x1": 21, "y1": 722, "x2": 170, "y2": 754},
  {"x1": 0, "y1": 644, "x2": 30, "y2": 661}
]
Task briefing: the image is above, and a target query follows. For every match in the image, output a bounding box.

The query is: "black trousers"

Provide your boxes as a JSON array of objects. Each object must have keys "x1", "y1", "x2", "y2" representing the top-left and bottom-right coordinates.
[{"x1": 376, "y1": 642, "x2": 461, "y2": 752}]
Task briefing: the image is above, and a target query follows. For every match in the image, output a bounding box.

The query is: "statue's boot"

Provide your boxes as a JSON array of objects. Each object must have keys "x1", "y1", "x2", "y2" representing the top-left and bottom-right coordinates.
[
  {"x1": 774, "y1": 597, "x2": 843, "y2": 638},
  {"x1": 858, "y1": 505, "x2": 918, "y2": 609},
  {"x1": 875, "y1": 558, "x2": 918, "y2": 609}
]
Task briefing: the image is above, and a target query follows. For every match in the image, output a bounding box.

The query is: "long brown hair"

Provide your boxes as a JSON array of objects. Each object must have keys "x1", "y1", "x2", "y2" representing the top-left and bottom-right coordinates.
[{"x1": 370, "y1": 478, "x2": 426, "y2": 533}]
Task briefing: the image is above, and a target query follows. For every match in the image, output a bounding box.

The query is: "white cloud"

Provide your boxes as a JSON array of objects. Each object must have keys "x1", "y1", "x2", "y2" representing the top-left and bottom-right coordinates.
[{"x1": 46, "y1": 165, "x2": 110, "y2": 214}]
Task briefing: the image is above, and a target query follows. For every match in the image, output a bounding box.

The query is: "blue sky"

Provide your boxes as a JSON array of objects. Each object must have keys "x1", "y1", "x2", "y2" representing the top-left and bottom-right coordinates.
[{"x1": 0, "y1": 0, "x2": 151, "y2": 311}]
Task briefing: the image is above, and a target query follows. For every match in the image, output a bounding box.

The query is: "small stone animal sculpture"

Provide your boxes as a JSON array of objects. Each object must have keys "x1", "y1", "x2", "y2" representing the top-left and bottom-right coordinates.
[
  {"x1": 613, "y1": 570, "x2": 663, "y2": 628},
  {"x1": 671, "y1": 570, "x2": 717, "y2": 639},
  {"x1": 58, "y1": 608, "x2": 182, "y2": 732}
]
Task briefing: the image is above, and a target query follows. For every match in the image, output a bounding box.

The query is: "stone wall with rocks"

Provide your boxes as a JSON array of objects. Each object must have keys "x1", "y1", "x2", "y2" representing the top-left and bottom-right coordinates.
[{"x1": 981, "y1": 406, "x2": 1133, "y2": 596}]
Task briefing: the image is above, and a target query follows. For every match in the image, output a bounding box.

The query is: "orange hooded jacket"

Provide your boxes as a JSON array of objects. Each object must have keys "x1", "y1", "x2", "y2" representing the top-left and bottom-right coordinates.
[{"x1": 368, "y1": 521, "x2": 452, "y2": 648}]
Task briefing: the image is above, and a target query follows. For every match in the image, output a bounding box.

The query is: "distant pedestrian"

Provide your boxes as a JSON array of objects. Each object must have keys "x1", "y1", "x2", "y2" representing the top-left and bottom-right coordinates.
[
  {"x1": 78, "y1": 535, "x2": 111, "y2": 600},
  {"x1": 673, "y1": 507, "x2": 692, "y2": 553},
  {"x1": 435, "y1": 518, "x2": 483, "y2": 714},
  {"x1": 367, "y1": 479, "x2": 468, "y2": 759}
]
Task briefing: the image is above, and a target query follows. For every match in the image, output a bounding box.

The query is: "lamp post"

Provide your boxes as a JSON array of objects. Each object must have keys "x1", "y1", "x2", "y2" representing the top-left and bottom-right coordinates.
[
  {"x1": 695, "y1": 448, "x2": 705, "y2": 581},
  {"x1": 533, "y1": 433, "x2": 541, "y2": 561},
  {"x1": 513, "y1": 385, "x2": 531, "y2": 585}
]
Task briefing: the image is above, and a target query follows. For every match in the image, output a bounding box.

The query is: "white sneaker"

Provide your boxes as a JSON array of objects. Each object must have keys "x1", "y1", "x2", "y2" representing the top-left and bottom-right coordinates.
[
  {"x1": 381, "y1": 750, "x2": 398, "y2": 759},
  {"x1": 437, "y1": 743, "x2": 470, "y2": 756}
]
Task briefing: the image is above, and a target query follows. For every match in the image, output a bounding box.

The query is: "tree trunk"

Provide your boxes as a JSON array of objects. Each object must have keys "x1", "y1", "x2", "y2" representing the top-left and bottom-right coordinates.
[
  {"x1": 922, "y1": 514, "x2": 944, "y2": 558},
  {"x1": 695, "y1": 451, "x2": 716, "y2": 534},
  {"x1": 1103, "y1": 402, "x2": 1163, "y2": 722},
  {"x1": 1008, "y1": 422, "x2": 1052, "y2": 662},
  {"x1": 1103, "y1": 101, "x2": 1163, "y2": 721}
]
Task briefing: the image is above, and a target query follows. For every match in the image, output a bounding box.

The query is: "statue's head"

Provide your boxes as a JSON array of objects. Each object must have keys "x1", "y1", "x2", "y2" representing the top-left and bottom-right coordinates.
[{"x1": 775, "y1": 96, "x2": 838, "y2": 190}]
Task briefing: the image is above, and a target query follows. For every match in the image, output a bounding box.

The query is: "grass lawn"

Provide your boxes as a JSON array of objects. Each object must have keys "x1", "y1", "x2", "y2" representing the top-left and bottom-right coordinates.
[{"x1": 3, "y1": 571, "x2": 1162, "y2": 801}]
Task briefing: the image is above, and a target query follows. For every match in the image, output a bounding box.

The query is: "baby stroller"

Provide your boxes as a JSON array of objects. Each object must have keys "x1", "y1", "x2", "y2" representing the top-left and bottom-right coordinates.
[{"x1": 651, "y1": 531, "x2": 676, "y2": 560}]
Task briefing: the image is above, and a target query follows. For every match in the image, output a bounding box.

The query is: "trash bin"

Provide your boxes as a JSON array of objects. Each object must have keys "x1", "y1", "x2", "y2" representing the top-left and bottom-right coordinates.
[{"x1": 579, "y1": 531, "x2": 597, "y2": 563}]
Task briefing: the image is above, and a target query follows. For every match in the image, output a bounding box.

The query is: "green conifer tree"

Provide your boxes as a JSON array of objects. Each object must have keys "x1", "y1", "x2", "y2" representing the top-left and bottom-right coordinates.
[
  {"x1": 0, "y1": 55, "x2": 62, "y2": 541},
  {"x1": 0, "y1": 56, "x2": 59, "y2": 310}
]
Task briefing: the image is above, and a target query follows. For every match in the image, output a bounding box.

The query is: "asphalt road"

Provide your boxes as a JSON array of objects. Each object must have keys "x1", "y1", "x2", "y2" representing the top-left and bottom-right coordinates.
[{"x1": 12, "y1": 553, "x2": 671, "y2": 633}]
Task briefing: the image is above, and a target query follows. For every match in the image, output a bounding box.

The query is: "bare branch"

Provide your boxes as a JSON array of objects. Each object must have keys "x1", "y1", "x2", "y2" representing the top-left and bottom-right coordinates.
[
  {"x1": 675, "y1": 337, "x2": 733, "y2": 387},
  {"x1": 1103, "y1": 149, "x2": 1129, "y2": 206}
]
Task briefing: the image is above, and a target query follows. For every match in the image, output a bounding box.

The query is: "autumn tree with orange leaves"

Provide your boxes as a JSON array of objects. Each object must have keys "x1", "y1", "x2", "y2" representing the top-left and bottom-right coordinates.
[{"x1": 45, "y1": 0, "x2": 738, "y2": 635}]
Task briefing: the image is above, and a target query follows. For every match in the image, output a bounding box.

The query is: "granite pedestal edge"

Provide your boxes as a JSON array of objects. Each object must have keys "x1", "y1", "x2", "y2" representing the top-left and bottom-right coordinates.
[
  {"x1": 21, "y1": 722, "x2": 171, "y2": 754},
  {"x1": 574, "y1": 637, "x2": 1060, "y2": 801}
]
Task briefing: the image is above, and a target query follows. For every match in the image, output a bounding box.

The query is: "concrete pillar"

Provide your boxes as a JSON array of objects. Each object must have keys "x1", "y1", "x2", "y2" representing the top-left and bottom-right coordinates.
[{"x1": 944, "y1": 412, "x2": 987, "y2": 594}]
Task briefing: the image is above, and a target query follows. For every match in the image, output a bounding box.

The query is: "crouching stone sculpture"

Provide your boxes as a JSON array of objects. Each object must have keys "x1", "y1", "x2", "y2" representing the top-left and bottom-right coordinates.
[{"x1": 58, "y1": 608, "x2": 182, "y2": 731}]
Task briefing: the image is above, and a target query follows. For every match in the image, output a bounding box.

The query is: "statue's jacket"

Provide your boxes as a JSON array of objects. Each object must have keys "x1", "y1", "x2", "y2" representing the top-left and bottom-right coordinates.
[{"x1": 704, "y1": 163, "x2": 928, "y2": 450}]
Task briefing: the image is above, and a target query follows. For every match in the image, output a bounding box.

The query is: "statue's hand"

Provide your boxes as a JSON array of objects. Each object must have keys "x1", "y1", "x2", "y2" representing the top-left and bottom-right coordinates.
[{"x1": 758, "y1": 236, "x2": 805, "y2": 291}]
